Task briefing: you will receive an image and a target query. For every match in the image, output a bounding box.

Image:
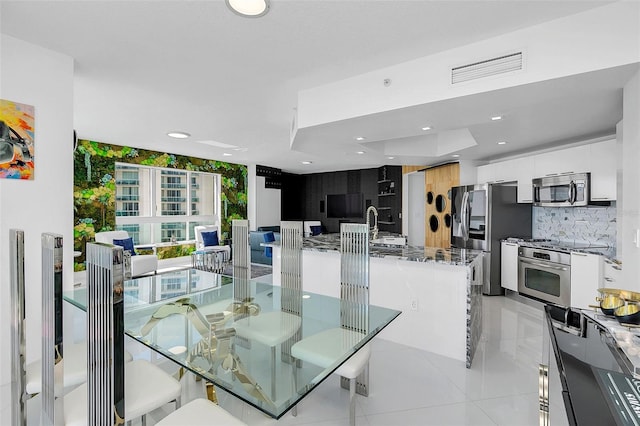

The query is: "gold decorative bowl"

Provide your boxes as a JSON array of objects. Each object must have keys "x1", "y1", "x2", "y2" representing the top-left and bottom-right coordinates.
[{"x1": 614, "y1": 303, "x2": 640, "y2": 325}]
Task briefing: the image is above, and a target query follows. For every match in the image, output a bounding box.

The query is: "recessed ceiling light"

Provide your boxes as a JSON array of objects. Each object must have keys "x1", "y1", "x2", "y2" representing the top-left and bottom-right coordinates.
[
  {"x1": 491, "y1": 116, "x2": 502, "y2": 121},
  {"x1": 421, "y1": 126, "x2": 431, "y2": 131},
  {"x1": 387, "y1": 156, "x2": 395, "y2": 160},
  {"x1": 222, "y1": 153, "x2": 232, "y2": 156},
  {"x1": 356, "y1": 151, "x2": 365, "y2": 155},
  {"x1": 167, "y1": 131, "x2": 190, "y2": 139},
  {"x1": 452, "y1": 154, "x2": 460, "y2": 158},
  {"x1": 226, "y1": 0, "x2": 270, "y2": 17},
  {"x1": 302, "y1": 294, "x2": 311, "y2": 299},
  {"x1": 497, "y1": 141, "x2": 507, "y2": 145},
  {"x1": 355, "y1": 136, "x2": 366, "y2": 141},
  {"x1": 301, "y1": 161, "x2": 312, "y2": 165}
]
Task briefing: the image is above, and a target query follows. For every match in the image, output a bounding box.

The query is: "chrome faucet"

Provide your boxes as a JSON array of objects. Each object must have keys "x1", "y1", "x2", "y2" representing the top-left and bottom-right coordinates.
[{"x1": 366, "y1": 205, "x2": 378, "y2": 241}]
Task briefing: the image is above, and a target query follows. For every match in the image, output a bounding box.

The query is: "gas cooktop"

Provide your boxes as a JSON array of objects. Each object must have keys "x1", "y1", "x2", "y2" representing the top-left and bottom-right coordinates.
[{"x1": 516, "y1": 238, "x2": 609, "y2": 253}]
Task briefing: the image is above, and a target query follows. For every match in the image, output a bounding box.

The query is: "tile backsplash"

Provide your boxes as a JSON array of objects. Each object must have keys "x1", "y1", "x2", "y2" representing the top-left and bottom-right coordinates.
[{"x1": 532, "y1": 203, "x2": 617, "y2": 256}]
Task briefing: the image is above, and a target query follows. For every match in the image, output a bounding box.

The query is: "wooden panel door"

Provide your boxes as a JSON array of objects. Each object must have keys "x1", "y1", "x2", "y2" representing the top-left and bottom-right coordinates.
[{"x1": 425, "y1": 163, "x2": 459, "y2": 248}]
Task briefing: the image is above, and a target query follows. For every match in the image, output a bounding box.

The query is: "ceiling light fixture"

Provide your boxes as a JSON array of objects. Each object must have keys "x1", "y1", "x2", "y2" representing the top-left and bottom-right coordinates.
[
  {"x1": 167, "y1": 131, "x2": 190, "y2": 139},
  {"x1": 226, "y1": 0, "x2": 270, "y2": 17},
  {"x1": 387, "y1": 156, "x2": 395, "y2": 160},
  {"x1": 491, "y1": 116, "x2": 502, "y2": 121},
  {"x1": 222, "y1": 153, "x2": 232, "y2": 156},
  {"x1": 356, "y1": 151, "x2": 365, "y2": 155},
  {"x1": 301, "y1": 161, "x2": 312, "y2": 165},
  {"x1": 497, "y1": 141, "x2": 507, "y2": 145},
  {"x1": 452, "y1": 154, "x2": 460, "y2": 158},
  {"x1": 421, "y1": 126, "x2": 431, "y2": 131},
  {"x1": 355, "y1": 136, "x2": 366, "y2": 141}
]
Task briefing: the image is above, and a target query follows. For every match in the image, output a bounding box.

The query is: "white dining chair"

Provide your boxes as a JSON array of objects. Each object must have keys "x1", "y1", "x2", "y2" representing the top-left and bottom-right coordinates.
[
  {"x1": 24, "y1": 342, "x2": 133, "y2": 398},
  {"x1": 64, "y1": 359, "x2": 182, "y2": 426},
  {"x1": 291, "y1": 328, "x2": 371, "y2": 426},
  {"x1": 233, "y1": 311, "x2": 302, "y2": 399},
  {"x1": 155, "y1": 398, "x2": 247, "y2": 426}
]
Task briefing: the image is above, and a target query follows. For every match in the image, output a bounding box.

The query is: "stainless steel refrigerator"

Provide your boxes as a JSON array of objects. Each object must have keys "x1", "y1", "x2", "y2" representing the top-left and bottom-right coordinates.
[{"x1": 450, "y1": 184, "x2": 532, "y2": 295}]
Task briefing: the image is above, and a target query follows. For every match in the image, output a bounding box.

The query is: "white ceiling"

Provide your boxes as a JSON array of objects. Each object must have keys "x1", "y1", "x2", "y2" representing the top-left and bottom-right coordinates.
[{"x1": 0, "y1": 0, "x2": 633, "y2": 174}]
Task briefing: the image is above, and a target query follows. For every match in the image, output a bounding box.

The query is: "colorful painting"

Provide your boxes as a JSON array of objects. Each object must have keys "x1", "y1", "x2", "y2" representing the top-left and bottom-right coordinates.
[{"x1": 0, "y1": 99, "x2": 35, "y2": 179}]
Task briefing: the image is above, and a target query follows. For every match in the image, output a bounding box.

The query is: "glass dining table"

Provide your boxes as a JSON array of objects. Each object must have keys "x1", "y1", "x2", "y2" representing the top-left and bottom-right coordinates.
[{"x1": 63, "y1": 268, "x2": 401, "y2": 419}]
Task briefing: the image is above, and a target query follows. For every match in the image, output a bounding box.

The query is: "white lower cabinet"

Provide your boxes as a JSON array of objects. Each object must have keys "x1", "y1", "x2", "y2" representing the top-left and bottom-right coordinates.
[
  {"x1": 603, "y1": 259, "x2": 622, "y2": 287},
  {"x1": 501, "y1": 241, "x2": 519, "y2": 292},
  {"x1": 570, "y1": 252, "x2": 603, "y2": 309}
]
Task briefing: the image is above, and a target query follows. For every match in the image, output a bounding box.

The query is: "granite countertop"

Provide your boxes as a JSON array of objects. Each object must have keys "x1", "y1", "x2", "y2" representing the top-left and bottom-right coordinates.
[{"x1": 267, "y1": 233, "x2": 482, "y2": 266}]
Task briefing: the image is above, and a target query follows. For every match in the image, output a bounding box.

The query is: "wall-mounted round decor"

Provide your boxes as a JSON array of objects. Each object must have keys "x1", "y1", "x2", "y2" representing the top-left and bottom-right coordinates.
[
  {"x1": 426, "y1": 191, "x2": 434, "y2": 204},
  {"x1": 444, "y1": 213, "x2": 452, "y2": 228},
  {"x1": 429, "y1": 215, "x2": 439, "y2": 232},
  {"x1": 435, "y1": 194, "x2": 446, "y2": 213}
]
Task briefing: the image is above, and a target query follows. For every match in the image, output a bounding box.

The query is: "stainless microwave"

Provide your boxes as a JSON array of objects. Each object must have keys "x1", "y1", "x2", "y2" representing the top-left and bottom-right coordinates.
[{"x1": 532, "y1": 172, "x2": 590, "y2": 207}]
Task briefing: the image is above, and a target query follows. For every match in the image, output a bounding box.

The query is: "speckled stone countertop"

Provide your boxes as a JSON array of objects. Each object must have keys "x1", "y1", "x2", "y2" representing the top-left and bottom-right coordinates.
[{"x1": 268, "y1": 233, "x2": 483, "y2": 266}]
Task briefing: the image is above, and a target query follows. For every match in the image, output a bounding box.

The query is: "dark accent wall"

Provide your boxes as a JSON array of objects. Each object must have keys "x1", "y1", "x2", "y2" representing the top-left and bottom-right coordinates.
[{"x1": 281, "y1": 167, "x2": 401, "y2": 234}]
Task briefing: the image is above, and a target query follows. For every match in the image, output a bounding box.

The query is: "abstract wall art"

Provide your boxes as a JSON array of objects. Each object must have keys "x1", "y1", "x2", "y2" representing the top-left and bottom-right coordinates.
[{"x1": 0, "y1": 99, "x2": 35, "y2": 180}]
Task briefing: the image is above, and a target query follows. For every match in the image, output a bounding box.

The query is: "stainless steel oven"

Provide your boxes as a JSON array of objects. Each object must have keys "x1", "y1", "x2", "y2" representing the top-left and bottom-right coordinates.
[{"x1": 518, "y1": 246, "x2": 571, "y2": 306}]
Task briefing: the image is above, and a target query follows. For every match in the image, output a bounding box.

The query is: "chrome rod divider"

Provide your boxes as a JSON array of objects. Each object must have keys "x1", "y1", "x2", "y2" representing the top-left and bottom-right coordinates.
[
  {"x1": 280, "y1": 221, "x2": 303, "y2": 363},
  {"x1": 10, "y1": 230, "x2": 26, "y2": 426},
  {"x1": 232, "y1": 220, "x2": 251, "y2": 301},
  {"x1": 86, "y1": 242, "x2": 125, "y2": 425},
  {"x1": 41, "y1": 233, "x2": 64, "y2": 425},
  {"x1": 339, "y1": 224, "x2": 370, "y2": 397}
]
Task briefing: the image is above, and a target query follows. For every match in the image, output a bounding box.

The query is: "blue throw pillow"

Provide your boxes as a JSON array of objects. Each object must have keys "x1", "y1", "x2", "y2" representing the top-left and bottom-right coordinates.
[
  {"x1": 201, "y1": 230, "x2": 219, "y2": 247},
  {"x1": 310, "y1": 225, "x2": 322, "y2": 236},
  {"x1": 113, "y1": 237, "x2": 136, "y2": 256},
  {"x1": 263, "y1": 231, "x2": 276, "y2": 243}
]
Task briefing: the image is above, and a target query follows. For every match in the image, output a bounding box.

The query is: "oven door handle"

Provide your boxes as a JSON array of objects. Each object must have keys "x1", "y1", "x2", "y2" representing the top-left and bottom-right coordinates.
[{"x1": 519, "y1": 258, "x2": 569, "y2": 271}]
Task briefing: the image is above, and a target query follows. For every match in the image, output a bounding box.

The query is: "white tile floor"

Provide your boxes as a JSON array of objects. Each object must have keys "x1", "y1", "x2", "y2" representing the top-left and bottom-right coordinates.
[{"x1": 0, "y1": 290, "x2": 551, "y2": 425}]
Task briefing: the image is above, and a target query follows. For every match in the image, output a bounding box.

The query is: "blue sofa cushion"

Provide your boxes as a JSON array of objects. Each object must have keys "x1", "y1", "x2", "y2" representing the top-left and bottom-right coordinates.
[
  {"x1": 310, "y1": 225, "x2": 322, "y2": 236},
  {"x1": 113, "y1": 237, "x2": 136, "y2": 256},
  {"x1": 201, "y1": 231, "x2": 219, "y2": 247},
  {"x1": 263, "y1": 231, "x2": 275, "y2": 258}
]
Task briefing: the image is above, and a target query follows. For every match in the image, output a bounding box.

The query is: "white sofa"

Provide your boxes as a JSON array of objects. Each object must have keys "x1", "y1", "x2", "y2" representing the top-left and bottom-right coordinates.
[
  {"x1": 94, "y1": 230, "x2": 158, "y2": 277},
  {"x1": 194, "y1": 225, "x2": 231, "y2": 259},
  {"x1": 303, "y1": 221, "x2": 322, "y2": 237}
]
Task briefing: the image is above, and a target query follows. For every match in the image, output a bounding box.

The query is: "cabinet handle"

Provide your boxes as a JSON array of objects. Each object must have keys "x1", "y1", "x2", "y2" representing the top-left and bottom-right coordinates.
[
  {"x1": 520, "y1": 199, "x2": 533, "y2": 202},
  {"x1": 591, "y1": 197, "x2": 611, "y2": 200},
  {"x1": 572, "y1": 252, "x2": 588, "y2": 257},
  {"x1": 505, "y1": 243, "x2": 518, "y2": 247},
  {"x1": 604, "y1": 277, "x2": 614, "y2": 282},
  {"x1": 544, "y1": 173, "x2": 558, "y2": 177}
]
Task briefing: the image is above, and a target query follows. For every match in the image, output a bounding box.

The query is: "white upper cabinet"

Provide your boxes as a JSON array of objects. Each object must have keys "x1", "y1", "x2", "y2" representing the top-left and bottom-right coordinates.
[
  {"x1": 513, "y1": 157, "x2": 534, "y2": 203},
  {"x1": 475, "y1": 139, "x2": 617, "y2": 203},
  {"x1": 588, "y1": 139, "x2": 617, "y2": 201},
  {"x1": 533, "y1": 145, "x2": 590, "y2": 178}
]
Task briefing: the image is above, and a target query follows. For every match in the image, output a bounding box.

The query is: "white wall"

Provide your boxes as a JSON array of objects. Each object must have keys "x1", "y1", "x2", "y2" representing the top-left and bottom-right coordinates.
[
  {"x1": 247, "y1": 164, "x2": 257, "y2": 230},
  {"x1": 298, "y1": 2, "x2": 640, "y2": 128},
  {"x1": 255, "y1": 176, "x2": 281, "y2": 229},
  {"x1": 247, "y1": 165, "x2": 282, "y2": 230},
  {"x1": 621, "y1": 71, "x2": 640, "y2": 291},
  {"x1": 0, "y1": 35, "x2": 74, "y2": 385}
]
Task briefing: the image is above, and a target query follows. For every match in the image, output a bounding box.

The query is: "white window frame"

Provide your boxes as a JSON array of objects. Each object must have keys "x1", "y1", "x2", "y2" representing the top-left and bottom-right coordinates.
[{"x1": 115, "y1": 163, "x2": 222, "y2": 244}]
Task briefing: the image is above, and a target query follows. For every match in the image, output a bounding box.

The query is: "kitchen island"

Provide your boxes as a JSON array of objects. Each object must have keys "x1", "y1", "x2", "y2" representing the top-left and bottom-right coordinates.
[{"x1": 269, "y1": 234, "x2": 484, "y2": 367}]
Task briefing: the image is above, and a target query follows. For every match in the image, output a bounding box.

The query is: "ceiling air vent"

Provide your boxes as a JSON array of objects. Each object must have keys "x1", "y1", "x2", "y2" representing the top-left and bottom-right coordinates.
[{"x1": 452, "y1": 52, "x2": 522, "y2": 84}]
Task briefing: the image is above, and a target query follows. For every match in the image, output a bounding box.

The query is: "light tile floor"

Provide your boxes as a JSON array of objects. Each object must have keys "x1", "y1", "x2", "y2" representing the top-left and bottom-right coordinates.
[{"x1": 1, "y1": 291, "x2": 551, "y2": 425}]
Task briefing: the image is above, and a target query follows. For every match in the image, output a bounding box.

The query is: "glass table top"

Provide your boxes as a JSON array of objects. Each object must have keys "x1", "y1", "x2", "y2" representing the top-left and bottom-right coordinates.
[{"x1": 64, "y1": 269, "x2": 400, "y2": 419}]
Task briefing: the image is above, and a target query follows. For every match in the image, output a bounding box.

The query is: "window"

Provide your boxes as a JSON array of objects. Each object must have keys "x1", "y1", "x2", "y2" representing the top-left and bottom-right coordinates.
[{"x1": 115, "y1": 164, "x2": 221, "y2": 244}]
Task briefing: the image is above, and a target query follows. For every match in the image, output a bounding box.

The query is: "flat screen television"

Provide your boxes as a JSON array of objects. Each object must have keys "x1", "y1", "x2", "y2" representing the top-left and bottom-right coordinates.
[{"x1": 326, "y1": 193, "x2": 363, "y2": 218}]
